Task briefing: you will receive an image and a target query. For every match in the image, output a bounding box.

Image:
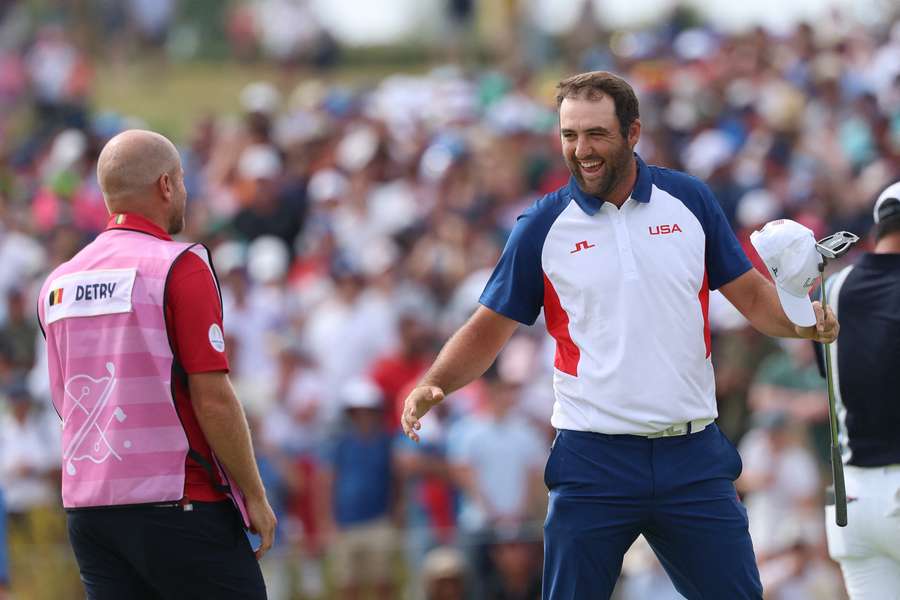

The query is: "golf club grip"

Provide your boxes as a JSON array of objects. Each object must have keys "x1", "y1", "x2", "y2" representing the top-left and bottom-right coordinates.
[{"x1": 832, "y1": 446, "x2": 848, "y2": 527}]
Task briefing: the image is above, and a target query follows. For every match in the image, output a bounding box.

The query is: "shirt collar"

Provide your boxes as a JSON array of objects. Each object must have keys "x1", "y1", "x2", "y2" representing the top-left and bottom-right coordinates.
[
  {"x1": 105, "y1": 213, "x2": 172, "y2": 241},
  {"x1": 568, "y1": 153, "x2": 652, "y2": 216}
]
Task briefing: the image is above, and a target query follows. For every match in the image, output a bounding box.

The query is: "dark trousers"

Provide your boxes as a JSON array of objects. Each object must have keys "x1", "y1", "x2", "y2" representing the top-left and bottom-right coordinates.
[
  {"x1": 67, "y1": 500, "x2": 267, "y2": 599},
  {"x1": 542, "y1": 424, "x2": 763, "y2": 600}
]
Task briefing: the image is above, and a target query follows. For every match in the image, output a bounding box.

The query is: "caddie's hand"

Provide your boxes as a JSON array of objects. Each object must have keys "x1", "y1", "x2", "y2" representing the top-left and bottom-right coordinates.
[
  {"x1": 795, "y1": 300, "x2": 839, "y2": 344},
  {"x1": 401, "y1": 385, "x2": 444, "y2": 443},
  {"x1": 246, "y1": 495, "x2": 277, "y2": 560}
]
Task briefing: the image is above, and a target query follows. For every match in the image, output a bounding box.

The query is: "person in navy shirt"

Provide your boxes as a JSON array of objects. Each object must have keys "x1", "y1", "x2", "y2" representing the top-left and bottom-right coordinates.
[
  {"x1": 820, "y1": 180, "x2": 900, "y2": 598},
  {"x1": 401, "y1": 71, "x2": 839, "y2": 600}
]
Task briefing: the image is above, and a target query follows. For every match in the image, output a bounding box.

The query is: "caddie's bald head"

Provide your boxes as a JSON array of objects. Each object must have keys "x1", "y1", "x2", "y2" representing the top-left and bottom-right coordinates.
[{"x1": 97, "y1": 129, "x2": 181, "y2": 210}]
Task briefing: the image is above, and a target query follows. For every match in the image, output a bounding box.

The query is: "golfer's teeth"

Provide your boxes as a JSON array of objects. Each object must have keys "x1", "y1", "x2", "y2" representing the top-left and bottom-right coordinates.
[{"x1": 581, "y1": 161, "x2": 601, "y2": 168}]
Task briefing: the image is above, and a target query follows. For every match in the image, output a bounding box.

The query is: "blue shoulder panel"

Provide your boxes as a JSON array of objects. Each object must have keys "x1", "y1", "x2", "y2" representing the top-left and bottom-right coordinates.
[
  {"x1": 650, "y1": 166, "x2": 752, "y2": 290},
  {"x1": 479, "y1": 187, "x2": 571, "y2": 325}
]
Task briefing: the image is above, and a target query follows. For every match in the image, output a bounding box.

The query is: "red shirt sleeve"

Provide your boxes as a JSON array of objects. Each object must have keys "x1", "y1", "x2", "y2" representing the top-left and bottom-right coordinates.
[
  {"x1": 164, "y1": 249, "x2": 229, "y2": 502},
  {"x1": 164, "y1": 251, "x2": 229, "y2": 374}
]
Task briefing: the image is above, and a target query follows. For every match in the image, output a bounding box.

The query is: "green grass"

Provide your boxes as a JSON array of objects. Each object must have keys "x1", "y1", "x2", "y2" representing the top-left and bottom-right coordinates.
[
  {"x1": 90, "y1": 58, "x2": 433, "y2": 141},
  {"x1": 92, "y1": 61, "x2": 285, "y2": 140}
]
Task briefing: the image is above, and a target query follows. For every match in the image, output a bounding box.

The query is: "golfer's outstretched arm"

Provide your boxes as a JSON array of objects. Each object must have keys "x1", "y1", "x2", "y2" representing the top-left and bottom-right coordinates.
[
  {"x1": 720, "y1": 268, "x2": 837, "y2": 342},
  {"x1": 401, "y1": 305, "x2": 519, "y2": 441}
]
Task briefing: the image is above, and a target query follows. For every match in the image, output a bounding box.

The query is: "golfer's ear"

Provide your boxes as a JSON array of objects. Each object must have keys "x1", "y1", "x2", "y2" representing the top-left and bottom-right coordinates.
[{"x1": 627, "y1": 119, "x2": 641, "y2": 148}]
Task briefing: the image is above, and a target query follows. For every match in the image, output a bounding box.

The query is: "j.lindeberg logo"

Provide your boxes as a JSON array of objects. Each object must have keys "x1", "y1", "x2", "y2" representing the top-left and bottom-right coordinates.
[{"x1": 570, "y1": 240, "x2": 596, "y2": 254}]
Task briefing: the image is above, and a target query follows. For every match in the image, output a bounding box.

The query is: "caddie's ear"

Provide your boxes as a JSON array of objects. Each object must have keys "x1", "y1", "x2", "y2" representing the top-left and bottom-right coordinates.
[{"x1": 158, "y1": 172, "x2": 173, "y2": 201}]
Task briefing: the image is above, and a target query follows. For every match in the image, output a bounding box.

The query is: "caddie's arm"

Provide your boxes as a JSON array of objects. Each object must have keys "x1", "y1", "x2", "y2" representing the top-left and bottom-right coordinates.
[
  {"x1": 719, "y1": 268, "x2": 838, "y2": 343},
  {"x1": 189, "y1": 371, "x2": 277, "y2": 558},
  {"x1": 401, "y1": 306, "x2": 519, "y2": 442}
]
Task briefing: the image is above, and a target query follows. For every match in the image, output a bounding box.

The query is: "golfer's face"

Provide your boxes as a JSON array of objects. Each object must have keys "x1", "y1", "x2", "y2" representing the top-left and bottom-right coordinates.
[{"x1": 559, "y1": 95, "x2": 633, "y2": 198}]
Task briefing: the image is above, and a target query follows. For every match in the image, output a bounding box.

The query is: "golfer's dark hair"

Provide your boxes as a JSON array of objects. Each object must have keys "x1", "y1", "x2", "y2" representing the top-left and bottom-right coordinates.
[
  {"x1": 876, "y1": 215, "x2": 900, "y2": 240},
  {"x1": 875, "y1": 193, "x2": 900, "y2": 240},
  {"x1": 556, "y1": 71, "x2": 639, "y2": 139}
]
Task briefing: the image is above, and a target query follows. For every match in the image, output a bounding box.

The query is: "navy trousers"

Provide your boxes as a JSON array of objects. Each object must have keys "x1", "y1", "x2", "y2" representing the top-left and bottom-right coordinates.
[
  {"x1": 542, "y1": 424, "x2": 762, "y2": 600},
  {"x1": 67, "y1": 500, "x2": 266, "y2": 599}
]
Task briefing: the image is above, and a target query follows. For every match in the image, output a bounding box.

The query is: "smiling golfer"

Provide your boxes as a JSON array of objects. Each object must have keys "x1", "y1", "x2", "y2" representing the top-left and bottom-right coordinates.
[{"x1": 401, "y1": 71, "x2": 839, "y2": 600}]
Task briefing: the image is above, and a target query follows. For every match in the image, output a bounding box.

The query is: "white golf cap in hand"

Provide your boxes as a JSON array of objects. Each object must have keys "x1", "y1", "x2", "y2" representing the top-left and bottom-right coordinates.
[{"x1": 750, "y1": 219, "x2": 822, "y2": 327}]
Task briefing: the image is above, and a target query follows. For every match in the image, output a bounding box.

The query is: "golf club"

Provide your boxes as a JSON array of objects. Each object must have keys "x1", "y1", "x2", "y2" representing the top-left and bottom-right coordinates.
[{"x1": 815, "y1": 230, "x2": 859, "y2": 528}]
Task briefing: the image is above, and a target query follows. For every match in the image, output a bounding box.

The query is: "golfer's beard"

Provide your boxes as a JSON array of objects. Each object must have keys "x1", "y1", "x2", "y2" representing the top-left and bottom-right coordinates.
[{"x1": 569, "y1": 143, "x2": 631, "y2": 198}]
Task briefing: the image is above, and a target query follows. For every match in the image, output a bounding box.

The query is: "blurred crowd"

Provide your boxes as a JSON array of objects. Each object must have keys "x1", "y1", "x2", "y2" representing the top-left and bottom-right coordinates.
[{"x1": 1, "y1": 1, "x2": 900, "y2": 599}]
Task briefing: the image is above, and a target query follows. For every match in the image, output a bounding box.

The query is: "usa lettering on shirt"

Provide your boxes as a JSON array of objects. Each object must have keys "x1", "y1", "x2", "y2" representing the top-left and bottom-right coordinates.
[{"x1": 46, "y1": 268, "x2": 136, "y2": 325}]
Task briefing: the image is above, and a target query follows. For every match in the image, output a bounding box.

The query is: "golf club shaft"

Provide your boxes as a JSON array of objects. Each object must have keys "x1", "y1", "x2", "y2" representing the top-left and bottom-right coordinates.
[{"x1": 820, "y1": 273, "x2": 848, "y2": 527}]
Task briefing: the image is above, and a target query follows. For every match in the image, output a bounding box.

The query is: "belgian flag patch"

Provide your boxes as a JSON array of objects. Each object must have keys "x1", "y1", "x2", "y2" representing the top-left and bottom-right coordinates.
[{"x1": 49, "y1": 288, "x2": 64, "y2": 306}]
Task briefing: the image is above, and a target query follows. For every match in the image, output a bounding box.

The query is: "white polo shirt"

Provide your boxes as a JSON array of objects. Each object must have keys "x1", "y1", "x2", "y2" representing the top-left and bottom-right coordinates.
[{"x1": 480, "y1": 155, "x2": 751, "y2": 435}]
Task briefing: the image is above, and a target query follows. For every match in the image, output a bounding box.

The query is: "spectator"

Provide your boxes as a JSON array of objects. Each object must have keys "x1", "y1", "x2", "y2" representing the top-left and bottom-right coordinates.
[
  {"x1": 446, "y1": 367, "x2": 546, "y2": 598},
  {"x1": 447, "y1": 367, "x2": 545, "y2": 533},
  {"x1": 758, "y1": 524, "x2": 845, "y2": 600},
  {"x1": 0, "y1": 288, "x2": 36, "y2": 374},
  {"x1": 370, "y1": 309, "x2": 435, "y2": 429},
  {"x1": 748, "y1": 338, "x2": 829, "y2": 459},
  {"x1": 395, "y1": 399, "x2": 457, "y2": 597},
  {"x1": 262, "y1": 340, "x2": 328, "y2": 598},
  {"x1": 0, "y1": 380, "x2": 72, "y2": 599},
  {"x1": 423, "y1": 545, "x2": 468, "y2": 600},
  {"x1": 483, "y1": 524, "x2": 542, "y2": 600},
  {"x1": 319, "y1": 378, "x2": 398, "y2": 600},
  {"x1": 737, "y1": 412, "x2": 822, "y2": 565}
]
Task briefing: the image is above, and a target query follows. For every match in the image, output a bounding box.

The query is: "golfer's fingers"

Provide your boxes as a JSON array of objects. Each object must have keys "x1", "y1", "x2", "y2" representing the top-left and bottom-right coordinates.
[
  {"x1": 401, "y1": 400, "x2": 420, "y2": 442},
  {"x1": 822, "y1": 306, "x2": 839, "y2": 341},
  {"x1": 812, "y1": 301, "x2": 826, "y2": 332}
]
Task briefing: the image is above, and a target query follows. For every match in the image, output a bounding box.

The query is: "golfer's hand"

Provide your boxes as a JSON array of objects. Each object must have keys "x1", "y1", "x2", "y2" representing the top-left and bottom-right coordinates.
[
  {"x1": 401, "y1": 385, "x2": 444, "y2": 443},
  {"x1": 246, "y1": 495, "x2": 277, "y2": 560},
  {"x1": 795, "y1": 300, "x2": 839, "y2": 343}
]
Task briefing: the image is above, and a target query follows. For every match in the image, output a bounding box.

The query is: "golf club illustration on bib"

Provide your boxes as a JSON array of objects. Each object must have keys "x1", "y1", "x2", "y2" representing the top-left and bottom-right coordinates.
[{"x1": 62, "y1": 362, "x2": 126, "y2": 476}]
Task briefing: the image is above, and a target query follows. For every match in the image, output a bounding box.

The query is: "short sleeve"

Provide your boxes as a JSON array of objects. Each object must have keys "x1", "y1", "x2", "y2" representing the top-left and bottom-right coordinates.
[
  {"x1": 697, "y1": 182, "x2": 752, "y2": 290},
  {"x1": 479, "y1": 206, "x2": 554, "y2": 325},
  {"x1": 165, "y1": 250, "x2": 230, "y2": 374}
]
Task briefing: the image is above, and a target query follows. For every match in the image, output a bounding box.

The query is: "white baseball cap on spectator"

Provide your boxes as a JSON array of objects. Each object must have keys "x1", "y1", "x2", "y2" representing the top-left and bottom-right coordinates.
[
  {"x1": 211, "y1": 240, "x2": 246, "y2": 275},
  {"x1": 237, "y1": 144, "x2": 282, "y2": 181},
  {"x1": 750, "y1": 219, "x2": 822, "y2": 327},
  {"x1": 422, "y1": 546, "x2": 466, "y2": 581},
  {"x1": 246, "y1": 235, "x2": 289, "y2": 284},
  {"x1": 340, "y1": 378, "x2": 383, "y2": 410},
  {"x1": 674, "y1": 28, "x2": 717, "y2": 62},
  {"x1": 736, "y1": 189, "x2": 780, "y2": 229},
  {"x1": 684, "y1": 129, "x2": 733, "y2": 179},
  {"x1": 358, "y1": 236, "x2": 399, "y2": 277},
  {"x1": 43, "y1": 129, "x2": 86, "y2": 178},
  {"x1": 307, "y1": 168, "x2": 348, "y2": 203},
  {"x1": 336, "y1": 126, "x2": 378, "y2": 173}
]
